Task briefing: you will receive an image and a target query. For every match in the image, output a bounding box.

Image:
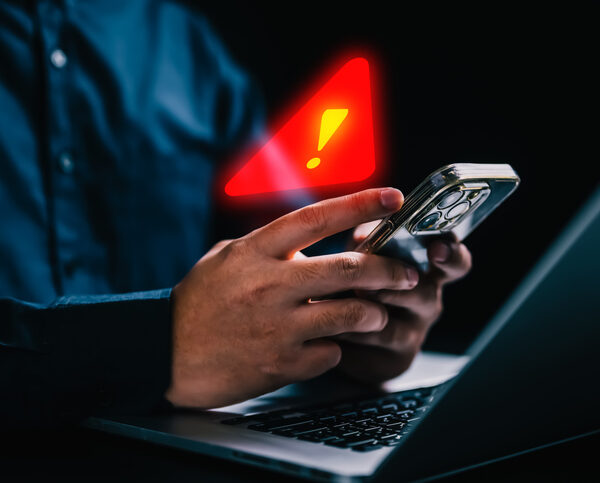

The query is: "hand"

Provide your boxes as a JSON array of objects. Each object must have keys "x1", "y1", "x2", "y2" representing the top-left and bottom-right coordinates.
[
  {"x1": 334, "y1": 222, "x2": 472, "y2": 383},
  {"x1": 165, "y1": 188, "x2": 423, "y2": 409}
]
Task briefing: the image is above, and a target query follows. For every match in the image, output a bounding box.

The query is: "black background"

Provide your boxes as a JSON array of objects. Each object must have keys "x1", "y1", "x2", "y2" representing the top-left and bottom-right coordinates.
[{"x1": 198, "y1": 2, "x2": 598, "y2": 353}]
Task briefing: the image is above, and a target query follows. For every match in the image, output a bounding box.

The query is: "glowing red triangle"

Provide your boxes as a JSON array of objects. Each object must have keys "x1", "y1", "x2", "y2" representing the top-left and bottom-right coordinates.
[{"x1": 225, "y1": 57, "x2": 375, "y2": 196}]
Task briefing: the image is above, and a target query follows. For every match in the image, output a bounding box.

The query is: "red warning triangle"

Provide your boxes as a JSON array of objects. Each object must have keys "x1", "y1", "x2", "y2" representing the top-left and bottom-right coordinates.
[{"x1": 225, "y1": 57, "x2": 375, "y2": 196}]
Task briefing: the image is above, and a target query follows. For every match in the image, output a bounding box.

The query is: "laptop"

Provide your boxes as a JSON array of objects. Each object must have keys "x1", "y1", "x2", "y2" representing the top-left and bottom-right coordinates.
[{"x1": 85, "y1": 186, "x2": 600, "y2": 482}]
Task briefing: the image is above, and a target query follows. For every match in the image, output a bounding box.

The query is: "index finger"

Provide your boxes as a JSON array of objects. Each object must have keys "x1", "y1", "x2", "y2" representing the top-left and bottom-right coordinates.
[{"x1": 250, "y1": 188, "x2": 403, "y2": 259}]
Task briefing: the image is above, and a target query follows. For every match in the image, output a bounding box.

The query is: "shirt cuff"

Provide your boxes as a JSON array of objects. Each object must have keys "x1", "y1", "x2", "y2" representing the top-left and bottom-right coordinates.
[{"x1": 44, "y1": 289, "x2": 174, "y2": 423}]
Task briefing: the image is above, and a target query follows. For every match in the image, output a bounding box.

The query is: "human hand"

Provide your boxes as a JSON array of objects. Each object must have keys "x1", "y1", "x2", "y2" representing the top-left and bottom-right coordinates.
[
  {"x1": 166, "y1": 188, "x2": 424, "y2": 409},
  {"x1": 334, "y1": 221, "x2": 472, "y2": 383}
]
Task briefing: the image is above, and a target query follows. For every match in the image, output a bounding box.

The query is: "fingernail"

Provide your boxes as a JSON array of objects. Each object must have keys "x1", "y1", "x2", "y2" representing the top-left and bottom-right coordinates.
[
  {"x1": 380, "y1": 188, "x2": 403, "y2": 210},
  {"x1": 431, "y1": 242, "x2": 451, "y2": 263},
  {"x1": 406, "y1": 266, "x2": 419, "y2": 286}
]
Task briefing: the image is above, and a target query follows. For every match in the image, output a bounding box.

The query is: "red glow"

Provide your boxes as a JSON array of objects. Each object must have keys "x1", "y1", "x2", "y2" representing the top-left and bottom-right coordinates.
[{"x1": 224, "y1": 57, "x2": 376, "y2": 197}]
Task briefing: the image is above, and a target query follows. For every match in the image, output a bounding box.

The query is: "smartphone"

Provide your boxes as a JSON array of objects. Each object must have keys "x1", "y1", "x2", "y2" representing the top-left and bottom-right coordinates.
[{"x1": 356, "y1": 163, "x2": 520, "y2": 271}]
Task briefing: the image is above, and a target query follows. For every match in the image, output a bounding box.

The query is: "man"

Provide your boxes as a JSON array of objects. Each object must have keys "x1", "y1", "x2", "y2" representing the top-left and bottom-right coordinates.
[{"x1": 0, "y1": 1, "x2": 471, "y2": 427}]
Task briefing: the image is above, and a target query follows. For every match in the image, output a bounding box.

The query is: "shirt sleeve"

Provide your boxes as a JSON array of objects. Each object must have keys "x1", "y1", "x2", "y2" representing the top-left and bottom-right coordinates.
[{"x1": 0, "y1": 289, "x2": 173, "y2": 429}]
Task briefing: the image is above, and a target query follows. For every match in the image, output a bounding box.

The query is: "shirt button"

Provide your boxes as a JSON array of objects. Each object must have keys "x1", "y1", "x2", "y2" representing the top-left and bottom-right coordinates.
[
  {"x1": 50, "y1": 49, "x2": 68, "y2": 69},
  {"x1": 58, "y1": 152, "x2": 75, "y2": 174}
]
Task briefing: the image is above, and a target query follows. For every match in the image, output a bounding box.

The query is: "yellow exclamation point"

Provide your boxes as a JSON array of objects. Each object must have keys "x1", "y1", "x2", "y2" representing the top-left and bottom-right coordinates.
[{"x1": 307, "y1": 108, "x2": 348, "y2": 169}]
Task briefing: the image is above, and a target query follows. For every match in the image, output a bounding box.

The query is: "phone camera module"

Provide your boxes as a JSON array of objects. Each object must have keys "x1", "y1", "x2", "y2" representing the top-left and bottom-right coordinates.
[
  {"x1": 438, "y1": 190, "x2": 463, "y2": 209},
  {"x1": 416, "y1": 212, "x2": 441, "y2": 231}
]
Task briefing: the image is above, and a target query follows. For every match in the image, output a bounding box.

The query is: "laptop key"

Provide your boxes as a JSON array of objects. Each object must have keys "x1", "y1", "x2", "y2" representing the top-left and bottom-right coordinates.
[
  {"x1": 381, "y1": 437, "x2": 403, "y2": 446},
  {"x1": 318, "y1": 415, "x2": 337, "y2": 423},
  {"x1": 324, "y1": 438, "x2": 348, "y2": 447},
  {"x1": 292, "y1": 425, "x2": 327, "y2": 436},
  {"x1": 265, "y1": 409, "x2": 300, "y2": 418},
  {"x1": 386, "y1": 421, "x2": 406, "y2": 429},
  {"x1": 361, "y1": 407, "x2": 379, "y2": 415},
  {"x1": 278, "y1": 411, "x2": 307, "y2": 419},
  {"x1": 400, "y1": 399, "x2": 419, "y2": 409},
  {"x1": 317, "y1": 434, "x2": 339, "y2": 442},
  {"x1": 353, "y1": 443, "x2": 383, "y2": 452},
  {"x1": 263, "y1": 417, "x2": 314, "y2": 431},
  {"x1": 326, "y1": 436, "x2": 377, "y2": 449},
  {"x1": 345, "y1": 436, "x2": 377, "y2": 448},
  {"x1": 333, "y1": 422, "x2": 351, "y2": 429}
]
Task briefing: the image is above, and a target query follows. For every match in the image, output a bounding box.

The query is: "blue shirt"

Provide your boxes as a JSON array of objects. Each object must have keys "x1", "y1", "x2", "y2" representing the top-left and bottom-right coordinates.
[
  {"x1": 0, "y1": 0, "x2": 263, "y2": 427},
  {"x1": 1, "y1": 0, "x2": 263, "y2": 303}
]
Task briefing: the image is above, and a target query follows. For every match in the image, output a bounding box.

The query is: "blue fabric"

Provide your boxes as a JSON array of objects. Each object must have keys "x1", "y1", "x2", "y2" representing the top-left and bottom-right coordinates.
[
  {"x1": 0, "y1": 0, "x2": 263, "y2": 303},
  {"x1": 0, "y1": 0, "x2": 264, "y2": 427}
]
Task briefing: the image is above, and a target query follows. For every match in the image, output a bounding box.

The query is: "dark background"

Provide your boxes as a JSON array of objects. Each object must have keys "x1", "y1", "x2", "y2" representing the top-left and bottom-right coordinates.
[{"x1": 198, "y1": 2, "x2": 598, "y2": 353}]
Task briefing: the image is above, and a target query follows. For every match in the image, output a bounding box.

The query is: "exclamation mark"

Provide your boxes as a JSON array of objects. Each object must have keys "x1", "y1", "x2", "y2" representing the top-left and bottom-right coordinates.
[{"x1": 307, "y1": 108, "x2": 348, "y2": 169}]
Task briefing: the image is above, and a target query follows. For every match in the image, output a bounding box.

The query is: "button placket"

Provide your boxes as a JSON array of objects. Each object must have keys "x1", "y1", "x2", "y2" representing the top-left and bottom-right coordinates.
[{"x1": 38, "y1": 1, "x2": 82, "y2": 292}]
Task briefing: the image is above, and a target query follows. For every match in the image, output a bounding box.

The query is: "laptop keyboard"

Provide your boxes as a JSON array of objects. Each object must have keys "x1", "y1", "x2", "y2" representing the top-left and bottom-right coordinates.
[{"x1": 221, "y1": 386, "x2": 438, "y2": 452}]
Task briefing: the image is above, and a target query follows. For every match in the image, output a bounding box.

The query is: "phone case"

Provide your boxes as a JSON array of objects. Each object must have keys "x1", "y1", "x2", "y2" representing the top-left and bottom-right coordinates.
[{"x1": 356, "y1": 163, "x2": 520, "y2": 271}]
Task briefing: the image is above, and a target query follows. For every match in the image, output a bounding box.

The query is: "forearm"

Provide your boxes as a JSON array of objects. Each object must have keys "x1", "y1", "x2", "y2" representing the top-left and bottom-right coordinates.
[{"x1": 0, "y1": 290, "x2": 173, "y2": 429}]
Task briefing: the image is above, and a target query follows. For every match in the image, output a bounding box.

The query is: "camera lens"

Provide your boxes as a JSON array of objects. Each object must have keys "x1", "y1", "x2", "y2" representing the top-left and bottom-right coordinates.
[
  {"x1": 446, "y1": 201, "x2": 470, "y2": 220},
  {"x1": 416, "y1": 212, "x2": 441, "y2": 231},
  {"x1": 438, "y1": 190, "x2": 463, "y2": 209}
]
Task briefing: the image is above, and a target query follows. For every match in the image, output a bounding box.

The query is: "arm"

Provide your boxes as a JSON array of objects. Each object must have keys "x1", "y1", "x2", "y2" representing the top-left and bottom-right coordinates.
[
  {"x1": 2, "y1": 188, "x2": 416, "y2": 423},
  {"x1": 0, "y1": 290, "x2": 172, "y2": 429}
]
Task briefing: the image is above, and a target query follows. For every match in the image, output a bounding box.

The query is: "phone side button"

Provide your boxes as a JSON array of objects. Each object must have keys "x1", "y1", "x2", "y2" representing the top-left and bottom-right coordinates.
[{"x1": 370, "y1": 221, "x2": 395, "y2": 251}]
